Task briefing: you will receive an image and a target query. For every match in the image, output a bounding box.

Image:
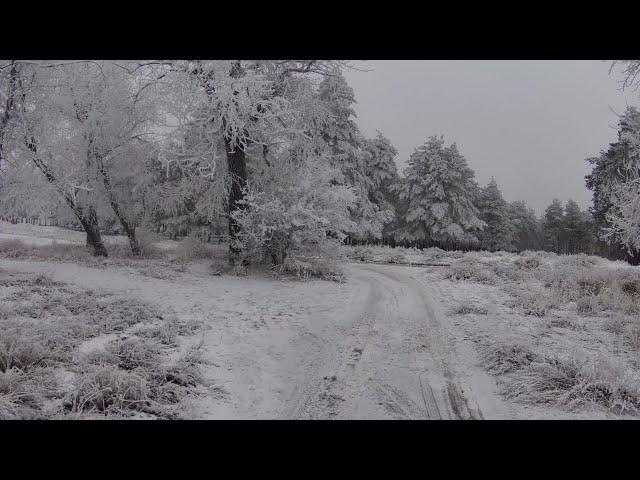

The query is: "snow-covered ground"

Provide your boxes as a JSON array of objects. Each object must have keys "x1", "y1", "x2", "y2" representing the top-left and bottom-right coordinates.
[
  {"x1": 0, "y1": 221, "x2": 127, "y2": 247},
  {"x1": 2, "y1": 221, "x2": 639, "y2": 419}
]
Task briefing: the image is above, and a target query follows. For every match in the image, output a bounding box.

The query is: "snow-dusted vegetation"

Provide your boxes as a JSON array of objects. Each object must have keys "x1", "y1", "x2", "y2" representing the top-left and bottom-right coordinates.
[
  {"x1": 416, "y1": 249, "x2": 640, "y2": 417},
  {"x1": 0, "y1": 268, "x2": 205, "y2": 419},
  {"x1": 2, "y1": 60, "x2": 640, "y2": 420}
]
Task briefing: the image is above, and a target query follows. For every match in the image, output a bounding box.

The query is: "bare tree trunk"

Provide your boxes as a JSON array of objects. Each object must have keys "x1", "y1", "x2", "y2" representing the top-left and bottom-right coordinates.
[
  {"x1": 95, "y1": 154, "x2": 140, "y2": 255},
  {"x1": 82, "y1": 205, "x2": 107, "y2": 257},
  {"x1": 194, "y1": 60, "x2": 250, "y2": 265},
  {"x1": 225, "y1": 136, "x2": 248, "y2": 265},
  {"x1": 4, "y1": 63, "x2": 107, "y2": 257},
  {"x1": 627, "y1": 250, "x2": 640, "y2": 266},
  {"x1": 24, "y1": 136, "x2": 107, "y2": 256}
]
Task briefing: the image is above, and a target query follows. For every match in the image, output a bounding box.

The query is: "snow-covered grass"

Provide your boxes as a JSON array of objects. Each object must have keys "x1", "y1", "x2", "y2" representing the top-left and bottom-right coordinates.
[
  {"x1": 415, "y1": 248, "x2": 640, "y2": 417},
  {"x1": 0, "y1": 269, "x2": 205, "y2": 419},
  {"x1": 345, "y1": 244, "x2": 460, "y2": 265},
  {"x1": 6, "y1": 221, "x2": 639, "y2": 418},
  {"x1": 0, "y1": 221, "x2": 127, "y2": 247},
  {"x1": 0, "y1": 221, "x2": 231, "y2": 282},
  {"x1": 0, "y1": 221, "x2": 344, "y2": 282},
  {"x1": 0, "y1": 222, "x2": 361, "y2": 419}
]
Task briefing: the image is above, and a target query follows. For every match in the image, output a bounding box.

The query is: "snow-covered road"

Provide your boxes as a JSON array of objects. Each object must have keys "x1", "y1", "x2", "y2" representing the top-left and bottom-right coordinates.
[
  {"x1": 1, "y1": 258, "x2": 482, "y2": 419},
  {"x1": 284, "y1": 264, "x2": 480, "y2": 419}
]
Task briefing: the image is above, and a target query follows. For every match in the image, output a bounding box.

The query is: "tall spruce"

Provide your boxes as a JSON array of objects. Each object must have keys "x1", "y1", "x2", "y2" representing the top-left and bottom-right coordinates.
[
  {"x1": 396, "y1": 135, "x2": 485, "y2": 247},
  {"x1": 586, "y1": 106, "x2": 640, "y2": 264},
  {"x1": 477, "y1": 177, "x2": 514, "y2": 251}
]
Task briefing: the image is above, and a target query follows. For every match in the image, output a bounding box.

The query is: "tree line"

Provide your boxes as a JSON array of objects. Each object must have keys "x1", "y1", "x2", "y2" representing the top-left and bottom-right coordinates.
[{"x1": 1, "y1": 60, "x2": 639, "y2": 266}]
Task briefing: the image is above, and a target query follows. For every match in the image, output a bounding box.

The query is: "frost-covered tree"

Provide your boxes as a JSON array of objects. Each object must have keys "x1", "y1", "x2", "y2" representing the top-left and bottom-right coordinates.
[
  {"x1": 0, "y1": 61, "x2": 111, "y2": 255},
  {"x1": 153, "y1": 60, "x2": 343, "y2": 264},
  {"x1": 477, "y1": 177, "x2": 514, "y2": 251},
  {"x1": 563, "y1": 199, "x2": 591, "y2": 254},
  {"x1": 1, "y1": 60, "x2": 403, "y2": 267},
  {"x1": 605, "y1": 178, "x2": 640, "y2": 258},
  {"x1": 53, "y1": 61, "x2": 159, "y2": 254},
  {"x1": 507, "y1": 200, "x2": 542, "y2": 251},
  {"x1": 361, "y1": 132, "x2": 399, "y2": 215},
  {"x1": 0, "y1": 61, "x2": 163, "y2": 255},
  {"x1": 316, "y1": 74, "x2": 393, "y2": 240},
  {"x1": 611, "y1": 61, "x2": 640, "y2": 91},
  {"x1": 396, "y1": 135, "x2": 485, "y2": 247},
  {"x1": 231, "y1": 157, "x2": 356, "y2": 266},
  {"x1": 542, "y1": 198, "x2": 565, "y2": 253},
  {"x1": 586, "y1": 106, "x2": 640, "y2": 264}
]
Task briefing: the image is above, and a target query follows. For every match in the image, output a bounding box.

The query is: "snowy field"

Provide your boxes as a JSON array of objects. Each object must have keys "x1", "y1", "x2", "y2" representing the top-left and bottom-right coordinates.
[{"x1": 2, "y1": 221, "x2": 640, "y2": 419}]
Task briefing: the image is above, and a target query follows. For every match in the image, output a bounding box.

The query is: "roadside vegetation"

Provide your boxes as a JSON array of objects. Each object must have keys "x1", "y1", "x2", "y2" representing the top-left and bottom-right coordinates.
[
  {"x1": 414, "y1": 247, "x2": 640, "y2": 417},
  {"x1": 0, "y1": 270, "x2": 206, "y2": 419}
]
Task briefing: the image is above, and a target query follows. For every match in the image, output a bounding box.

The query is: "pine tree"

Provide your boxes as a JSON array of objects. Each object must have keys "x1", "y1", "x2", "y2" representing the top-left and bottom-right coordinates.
[
  {"x1": 542, "y1": 199, "x2": 565, "y2": 253},
  {"x1": 507, "y1": 200, "x2": 542, "y2": 251},
  {"x1": 396, "y1": 135, "x2": 485, "y2": 247},
  {"x1": 586, "y1": 106, "x2": 640, "y2": 263},
  {"x1": 563, "y1": 199, "x2": 588, "y2": 254},
  {"x1": 477, "y1": 177, "x2": 514, "y2": 251},
  {"x1": 362, "y1": 132, "x2": 399, "y2": 225},
  {"x1": 316, "y1": 74, "x2": 393, "y2": 240}
]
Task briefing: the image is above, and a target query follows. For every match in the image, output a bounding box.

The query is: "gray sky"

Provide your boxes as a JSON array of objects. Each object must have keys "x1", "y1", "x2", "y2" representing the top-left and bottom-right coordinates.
[{"x1": 344, "y1": 61, "x2": 637, "y2": 215}]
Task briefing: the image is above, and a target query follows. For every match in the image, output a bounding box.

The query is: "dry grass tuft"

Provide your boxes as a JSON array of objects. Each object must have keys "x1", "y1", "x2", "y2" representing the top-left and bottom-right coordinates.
[
  {"x1": 450, "y1": 303, "x2": 489, "y2": 315},
  {"x1": 503, "y1": 355, "x2": 640, "y2": 414},
  {"x1": 479, "y1": 342, "x2": 541, "y2": 375},
  {"x1": 0, "y1": 272, "x2": 205, "y2": 419},
  {"x1": 274, "y1": 254, "x2": 346, "y2": 282}
]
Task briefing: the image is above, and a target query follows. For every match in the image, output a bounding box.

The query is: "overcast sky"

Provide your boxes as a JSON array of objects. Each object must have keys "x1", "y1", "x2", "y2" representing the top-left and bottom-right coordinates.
[{"x1": 343, "y1": 61, "x2": 637, "y2": 215}]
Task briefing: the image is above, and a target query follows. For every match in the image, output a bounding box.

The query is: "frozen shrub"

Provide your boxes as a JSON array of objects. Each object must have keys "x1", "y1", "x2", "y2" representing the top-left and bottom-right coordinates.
[
  {"x1": 542, "y1": 265, "x2": 640, "y2": 315},
  {"x1": 490, "y1": 261, "x2": 524, "y2": 282},
  {"x1": 1, "y1": 313, "x2": 82, "y2": 367},
  {"x1": 514, "y1": 256, "x2": 541, "y2": 270},
  {"x1": 385, "y1": 251, "x2": 407, "y2": 264},
  {"x1": 563, "y1": 253, "x2": 600, "y2": 268},
  {"x1": 68, "y1": 366, "x2": 149, "y2": 416},
  {"x1": 504, "y1": 355, "x2": 640, "y2": 414},
  {"x1": 519, "y1": 249, "x2": 556, "y2": 259},
  {"x1": 0, "y1": 395, "x2": 26, "y2": 420},
  {"x1": 547, "y1": 317, "x2": 581, "y2": 330},
  {"x1": 626, "y1": 325, "x2": 640, "y2": 352},
  {"x1": 134, "y1": 324, "x2": 178, "y2": 346},
  {"x1": 230, "y1": 161, "x2": 357, "y2": 269},
  {"x1": 0, "y1": 367, "x2": 58, "y2": 419},
  {"x1": 621, "y1": 278, "x2": 640, "y2": 297},
  {"x1": 275, "y1": 254, "x2": 346, "y2": 282},
  {"x1": 0, "y1": 334, "x2": 48, "y2": 372},
  {"x1": 0, "y1": 272, "x2": 204, "y2": 419},
  {"x1": 145, "y1": 345, "x2": 204, "y2": 406},
  {"x1": 77, "y1": 296, "x2": 162, "y2": 333},
  {"x1": 447, "y1": 257, "x2": 499, "y2": 285},
  {"x1": 84, "y1": 350, "x2": 119, "y2": 366},
  {"x1": 0, "y1": 239, "x2": 28, "y2": 257},
  {"x1": 349, "y1": 246, "x2": 376, "y2": 263},
  {"x1": 508, "y1": 288, "x2": 556, "y2": 317},
  {"x1": 19, "y1": 242, "x2": 91, "y2": 261},
  {"x1": 604, "y1": 316, "x2": 626, "y2": 335},
  {"x1": 159, "y1": 361, "x2": 201, "y2": 388},
  {"x1": 106, "y1": 338, "x2": 161, "y2": 371},
  {"x1": 422, "y1": 247, "x2": 448, "y2": 261},
  {"x1": 173, "y1": 237, "x2": 216, "y2": 261},
  {"x1": 479, "y1": 343, "x2": 541, "y2": 375},
  {"x1": 451, "y1": 303, "x2": 489, "y2": 315},
  {"x1": 576, "y1": 295, "x2": 601, "y2": 316},
  {"x1": 33, "y1": 274, "x2": 58, "y2": 287},
  {"x1": 133, "y1": 228, "x2": 161, "y2": 258}
]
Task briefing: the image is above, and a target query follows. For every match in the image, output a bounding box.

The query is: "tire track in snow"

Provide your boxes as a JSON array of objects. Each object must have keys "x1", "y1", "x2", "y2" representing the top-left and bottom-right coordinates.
[{"x1": 284, "y1": 263, "x2": 478, "y2": 420}]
